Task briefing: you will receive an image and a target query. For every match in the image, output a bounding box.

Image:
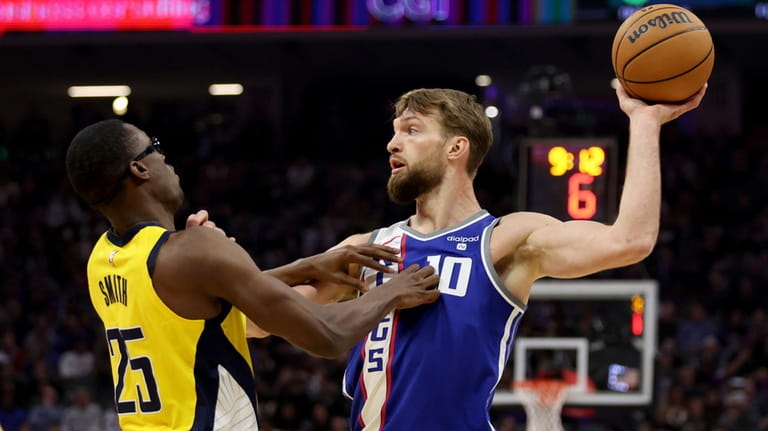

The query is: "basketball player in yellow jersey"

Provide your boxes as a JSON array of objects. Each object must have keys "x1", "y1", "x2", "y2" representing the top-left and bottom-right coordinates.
[{"x1": 65, "y1": 119, "x2": 440, "y2": 431}]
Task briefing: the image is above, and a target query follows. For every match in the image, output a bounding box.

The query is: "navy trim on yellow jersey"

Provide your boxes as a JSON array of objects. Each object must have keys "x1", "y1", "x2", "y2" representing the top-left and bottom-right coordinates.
[
  {"x1": 147, "y1": 231, "x2": 170, "y2": 276},
  {"x1": 190, "y1": 302, "x2": 258, "y2": 431},
  {"x1": 107, "y1": 222, "x2": 162, "y2": 246}
]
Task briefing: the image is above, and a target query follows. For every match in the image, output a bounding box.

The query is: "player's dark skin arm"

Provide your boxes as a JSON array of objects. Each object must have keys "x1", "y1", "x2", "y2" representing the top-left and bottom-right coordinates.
[
  {"x1": 152, "y1": 226, "x2": 440, "y2": 358},
  {"x1": 264, "y1": 244, "x2": 402, "y2": 289},
  {"x1": 185, "y1": 209, "x2": 401, "y2": 305}
]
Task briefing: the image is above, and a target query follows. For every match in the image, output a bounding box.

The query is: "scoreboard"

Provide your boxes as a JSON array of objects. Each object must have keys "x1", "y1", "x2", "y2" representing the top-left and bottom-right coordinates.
[
  {"x1": 518, "y1": 138, "x2": 618, "y2": 222},
  {"x1": 0, "y1": 0, "x2": 586, "y2": 31},
  {"x1": 0, "y1": 0, "x2": 762, "y2": 33}
]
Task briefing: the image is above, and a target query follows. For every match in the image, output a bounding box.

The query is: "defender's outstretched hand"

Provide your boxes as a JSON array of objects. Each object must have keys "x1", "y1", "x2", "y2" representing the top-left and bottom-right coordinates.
[
  {"x1": 290, "y1": 244, "x2": 402, "y2": 293},
  {"x1": 382, "y1": 264, "x2": 441, "y2": 309}
]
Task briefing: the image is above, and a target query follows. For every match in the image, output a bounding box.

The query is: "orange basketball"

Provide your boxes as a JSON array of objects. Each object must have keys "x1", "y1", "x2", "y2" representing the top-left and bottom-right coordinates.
[{"x1": 611, "y1": 4, "x2": 714, "y2": 103}]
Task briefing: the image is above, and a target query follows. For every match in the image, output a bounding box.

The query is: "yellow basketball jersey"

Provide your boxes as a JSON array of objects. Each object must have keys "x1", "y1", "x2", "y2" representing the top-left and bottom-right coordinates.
[{"x1": 87, "y1": 223, "x2": 258, "y2": 431}]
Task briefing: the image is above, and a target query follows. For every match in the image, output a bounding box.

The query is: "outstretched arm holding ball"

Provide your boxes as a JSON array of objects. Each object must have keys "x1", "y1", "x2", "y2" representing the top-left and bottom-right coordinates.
[{"x1": 586, "y1": 81, "x2": 708, "y2": 275}]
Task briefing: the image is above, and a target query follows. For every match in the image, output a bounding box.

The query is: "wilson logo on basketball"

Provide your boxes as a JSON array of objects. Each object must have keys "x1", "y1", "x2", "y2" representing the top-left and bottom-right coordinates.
[{"x1": 627, "y1": 11, "x2": 694, "y2": 43}]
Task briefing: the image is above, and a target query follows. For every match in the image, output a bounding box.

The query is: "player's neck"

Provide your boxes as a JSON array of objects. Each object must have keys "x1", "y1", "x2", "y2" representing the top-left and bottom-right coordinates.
[
  {"x1": 104, "y1": 198, "x2": 176, "y2": 236},
  {"x1": 411, "y1": 180, "x2": 480, "y2": 234}
]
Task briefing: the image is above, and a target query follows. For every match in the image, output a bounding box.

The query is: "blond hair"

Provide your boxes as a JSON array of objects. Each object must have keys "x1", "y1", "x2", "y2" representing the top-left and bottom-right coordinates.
[{"x1": 394, "y1": 88, "x2": 492, "y2": 176}]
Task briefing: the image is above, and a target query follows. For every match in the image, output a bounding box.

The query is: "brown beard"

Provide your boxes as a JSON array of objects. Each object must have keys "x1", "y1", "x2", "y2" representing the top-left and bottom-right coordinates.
[{"x1": 387, "y1": 157, "x2": 444, "y2": 205}]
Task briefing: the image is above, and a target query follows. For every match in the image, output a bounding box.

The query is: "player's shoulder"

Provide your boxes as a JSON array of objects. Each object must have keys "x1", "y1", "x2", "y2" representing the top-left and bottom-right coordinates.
[
  {"x1": 162, "y1": 225, "x2": 221, "y2": 249},
  {"x1": 492, "y1": 211, "x2": 561, "y2": 253},
  {"x1": 497, "y1": 211, "x2": 560, "y2": 230},
  {"x1": 158, "y1": 226, "x2": 240, "y2": 267},
  {"x1": 154, "y1": 227, "x2": 254, "y2": 293}
]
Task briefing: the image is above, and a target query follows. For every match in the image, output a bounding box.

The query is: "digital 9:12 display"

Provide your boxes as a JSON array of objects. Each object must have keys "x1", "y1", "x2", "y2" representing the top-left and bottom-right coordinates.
[{"x1": 518, "y1": 138, "x2": 617, "y2": 222}]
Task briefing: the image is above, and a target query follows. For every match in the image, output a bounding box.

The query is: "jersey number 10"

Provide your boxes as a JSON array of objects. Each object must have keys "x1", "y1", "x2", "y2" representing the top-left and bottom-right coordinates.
[{"x1": 425, "y1": 254, "x2": 472, "y2": 297}]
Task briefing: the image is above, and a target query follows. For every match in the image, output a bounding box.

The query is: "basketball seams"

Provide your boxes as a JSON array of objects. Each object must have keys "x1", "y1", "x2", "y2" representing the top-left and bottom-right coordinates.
[
  {"x1": 622, "y1": 44, "x2": 713, "y2": 84},
  {"x1": 613, "y1": 6, "x2": 686, "y2": 72},
  {"x1": 619, "y1": 27, "x2": 710, "y2": 80}
]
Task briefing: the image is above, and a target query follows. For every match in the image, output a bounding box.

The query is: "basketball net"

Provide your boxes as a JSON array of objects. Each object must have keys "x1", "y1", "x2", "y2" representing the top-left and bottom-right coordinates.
[{"x1": 515, "y1": 379, "x2": 570, "y2": 431}]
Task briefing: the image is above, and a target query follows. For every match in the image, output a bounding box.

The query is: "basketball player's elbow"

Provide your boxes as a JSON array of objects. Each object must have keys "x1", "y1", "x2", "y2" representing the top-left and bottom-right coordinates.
[{"x1": 617, "y1": 232, "x2": 657, "y2": 264}]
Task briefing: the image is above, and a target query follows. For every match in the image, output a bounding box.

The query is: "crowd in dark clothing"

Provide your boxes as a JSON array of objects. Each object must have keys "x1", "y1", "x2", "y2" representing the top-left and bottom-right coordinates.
[{"x1": 0, "y1": 89, "x2": 767, "y2": 431}]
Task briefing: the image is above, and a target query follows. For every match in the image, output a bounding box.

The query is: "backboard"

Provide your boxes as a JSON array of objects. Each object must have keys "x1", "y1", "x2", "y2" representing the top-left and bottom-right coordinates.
[{"x1": 493, "y1": 279, "x2": 658, "y2": 406}]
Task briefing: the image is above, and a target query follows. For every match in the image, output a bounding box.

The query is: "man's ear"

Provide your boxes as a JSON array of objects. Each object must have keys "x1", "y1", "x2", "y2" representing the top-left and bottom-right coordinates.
[
  {"x1": 446, "y1": 136, "x2": 470, "y2": 162},
  {"x1": 129, "y1": 161, "x2": 151, "y2": 180}
]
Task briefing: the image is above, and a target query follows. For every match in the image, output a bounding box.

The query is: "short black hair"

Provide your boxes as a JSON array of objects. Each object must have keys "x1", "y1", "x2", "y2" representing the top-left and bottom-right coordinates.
[{"x1": 66, "y1": 119, "x2": 138, "y2": 206}]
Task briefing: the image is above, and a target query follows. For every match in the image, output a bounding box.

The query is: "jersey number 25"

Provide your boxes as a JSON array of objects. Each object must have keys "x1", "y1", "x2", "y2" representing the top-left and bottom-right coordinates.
[{"x1": 106, "y1": 327, "x2": 162, "y2": 414}]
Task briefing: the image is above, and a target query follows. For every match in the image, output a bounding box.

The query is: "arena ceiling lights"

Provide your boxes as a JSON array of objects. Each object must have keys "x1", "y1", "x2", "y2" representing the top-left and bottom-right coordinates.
[
  {"x1": 67, "y1": 85, "x2": 131, "y2": 98},
  {"x1": 208, "y1": 84, "x2": 244, "y2": 96}
]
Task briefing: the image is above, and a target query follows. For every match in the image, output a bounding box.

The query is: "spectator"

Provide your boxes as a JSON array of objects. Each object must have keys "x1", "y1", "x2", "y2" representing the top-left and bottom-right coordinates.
[
  {"x1": 101, "y1": 406, "x2": 120, "y2": 431},
  {"x1": 26, "y1": 384, "x2": 62, "y2": 431},
  {"x1": 57, "y1": 337, "x2": 93, "y2": 389},
  {"x1": 0, "y1": 385, "x2": 26, "y2": 431},
  {"x1": 716, "y1": 381, "x2": 760, "y2": 430},
  {"x1": 676, "y1": 301, "x2": 719, "y2": 360},
  {"x1": 60, "y1": 387, "x2": 101, "y2": 431}
]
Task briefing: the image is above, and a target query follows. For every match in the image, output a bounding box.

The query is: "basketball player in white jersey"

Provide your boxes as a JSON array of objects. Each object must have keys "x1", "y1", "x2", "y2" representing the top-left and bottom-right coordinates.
[{"x1": 333, "y1": 84, "x2": 706, "y2": 430}]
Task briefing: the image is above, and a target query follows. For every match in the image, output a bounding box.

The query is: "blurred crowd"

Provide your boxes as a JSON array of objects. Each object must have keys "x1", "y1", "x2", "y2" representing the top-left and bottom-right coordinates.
[{"x1": 0, "y1": 87, "x2": 767, "y2": 431}]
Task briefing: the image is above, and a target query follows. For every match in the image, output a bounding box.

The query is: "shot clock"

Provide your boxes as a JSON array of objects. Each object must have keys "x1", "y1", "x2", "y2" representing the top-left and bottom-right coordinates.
[{"x1": 518, "y1": 138, "x2": 618, "y2": 222}]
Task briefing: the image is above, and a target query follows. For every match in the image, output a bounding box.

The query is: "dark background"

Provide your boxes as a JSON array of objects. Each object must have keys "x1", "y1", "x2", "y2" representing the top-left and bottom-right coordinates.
[{"x1": 1, "y1": 3, "x2": 767, "y2": 430}]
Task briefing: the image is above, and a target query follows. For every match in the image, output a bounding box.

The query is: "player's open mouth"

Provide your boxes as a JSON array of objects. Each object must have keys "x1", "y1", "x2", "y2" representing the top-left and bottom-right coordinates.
[{"x1": 390, "y1": 158, "x2": 406, "y2": 174}]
